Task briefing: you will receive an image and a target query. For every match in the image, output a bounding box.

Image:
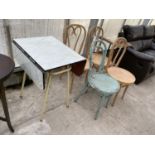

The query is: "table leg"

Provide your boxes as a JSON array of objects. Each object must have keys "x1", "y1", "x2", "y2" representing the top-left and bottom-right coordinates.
[
  {"x1": 122, "y1": 85, "x2": 129, "y2": 99},
  {"x1": 20, "y1": 72, "x2": 26, "y2": 98},
  {"x1": 40, "y1": 72, "x2": 52, "y2": 121},
  {"x1": 69, "y1": 72, "x2": 74, "y2": 94},
  {"x1": 0, "y1": 83, "x2": 14, "y2": 132},
  {"x1": 66, "y1": 69, "x2": 70, "y2": 108}
]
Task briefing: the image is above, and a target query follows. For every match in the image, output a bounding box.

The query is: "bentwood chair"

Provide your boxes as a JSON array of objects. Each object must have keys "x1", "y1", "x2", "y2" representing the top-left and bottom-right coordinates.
[
  {"x1": 85, "y1": 26, "x2": 104, "y2": 65},
  {"x1": 74, "y1": 39, "x2": 120, "y2": 120},
  {"x1": 106, "y1": 37, "x2": 136, "y2": 106},
  {"x1": 63, "y1": 24, "x2": 87, "y2": 93},
  {"x1": 84, "y1": 26, "x2": 113, "y2": 78}
]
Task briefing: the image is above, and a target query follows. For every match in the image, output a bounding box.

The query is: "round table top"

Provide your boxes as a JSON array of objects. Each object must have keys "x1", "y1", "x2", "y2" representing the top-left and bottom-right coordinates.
[
  {"x1": 107, "y1": 66, "x2": 136, "y2": 85},
  {"x1": 0, "y1": 54, "x2": 15, "y2": 82}
]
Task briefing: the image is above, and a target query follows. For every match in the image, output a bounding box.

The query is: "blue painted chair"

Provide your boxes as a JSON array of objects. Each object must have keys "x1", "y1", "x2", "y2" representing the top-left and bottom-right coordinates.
[{"x1": 74, "y1": 39, "x2": 120, "y2": 120}]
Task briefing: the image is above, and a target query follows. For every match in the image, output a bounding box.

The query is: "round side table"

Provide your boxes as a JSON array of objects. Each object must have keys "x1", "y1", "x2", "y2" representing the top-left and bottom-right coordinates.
[{"x1": 0, "y1": 54, "x2": 15, "y2": 132}]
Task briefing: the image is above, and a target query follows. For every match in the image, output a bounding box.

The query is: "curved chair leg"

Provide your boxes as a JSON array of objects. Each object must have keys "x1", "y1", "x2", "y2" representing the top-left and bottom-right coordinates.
[
  {"x1": 121, "y1": 85, "x2": 129, "y2": 99},
  {"x1": 94, "y1": 96, "x2": 110, "y2": 120},
  {"x1": 111, "y1": 92, "x2": 119, "y2": 106},
  {"x1": 94, "y1": 96, "x2": 103, "y2": 120},
  {"x1": 111, "y1": 88, "x2": 121, "y2": 106},
  {"x1": 94, "y1": 96, "x2": 108, "y2": 120},
  {"x1": 74, "y1": 82, "x2": 89, "y2": 102}
]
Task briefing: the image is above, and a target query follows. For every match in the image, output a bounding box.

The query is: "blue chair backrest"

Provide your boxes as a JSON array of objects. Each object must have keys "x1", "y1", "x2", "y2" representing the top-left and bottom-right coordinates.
[{"x1": 89, "y1": 39, "x2": 107, "y2": 74}]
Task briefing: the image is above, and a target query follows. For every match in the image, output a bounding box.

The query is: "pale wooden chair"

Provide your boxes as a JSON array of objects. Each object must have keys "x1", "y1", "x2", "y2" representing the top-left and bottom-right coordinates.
[
  {"x1": 84, "y1": 26, "x2": 112, "y2": 79},
  {"x1": 63, "y1": 24, "x2": 87, "y2": 93},
  {"x1": 84, "y1": 26, "x2": 103, "y2": 79},
  {"x1": 106, "y1": 37, "x2": 136, "y2": 106}
]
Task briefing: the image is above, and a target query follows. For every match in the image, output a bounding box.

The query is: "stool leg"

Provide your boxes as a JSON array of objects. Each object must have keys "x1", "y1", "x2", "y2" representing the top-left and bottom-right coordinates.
[
  {"x1": 0, "y1": 84, "x2": 14, "y2": 132},
  {"x1": 122, "y1": 85, "x2": 129, "y2": 99},
  {"x1": 20, "y1": 72, "x2": 26, "y2": 98}
]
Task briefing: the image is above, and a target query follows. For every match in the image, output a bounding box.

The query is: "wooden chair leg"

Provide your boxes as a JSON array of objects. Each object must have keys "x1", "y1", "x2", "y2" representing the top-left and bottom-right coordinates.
[
  {"x1": 85, "y1": 70, "x2": 88, "y2": 82},
  {"x1": 111, "y1": 88, "x2": 121, "y2": 106},
  {"x1": 121, "y1": 85, "x2": 129, "y2": 99}
]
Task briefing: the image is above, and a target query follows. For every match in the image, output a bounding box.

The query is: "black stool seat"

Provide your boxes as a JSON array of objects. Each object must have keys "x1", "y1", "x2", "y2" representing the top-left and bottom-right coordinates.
[{"x1": 0, "y1": 54, "x2": 15, "y2": 132}]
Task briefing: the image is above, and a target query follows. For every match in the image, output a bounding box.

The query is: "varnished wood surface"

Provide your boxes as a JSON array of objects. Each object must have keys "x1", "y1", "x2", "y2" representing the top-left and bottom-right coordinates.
[
  {"x1": 84, "y1": 53, "x2": 109, "y2": 71},
  {"x1": 0, "y1": 54, "x2": 15, "y2": 82},
  {"x1": 93, "y1": 52, "x2": 108, "y2": 66},
  {"x1": 107, "y1": 66, "x2": 136, "y2": 85}
]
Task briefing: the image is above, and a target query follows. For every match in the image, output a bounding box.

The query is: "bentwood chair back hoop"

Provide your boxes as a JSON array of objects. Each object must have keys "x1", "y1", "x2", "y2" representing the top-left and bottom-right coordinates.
[
  {"x1": 63, "y1": 24, "x2": 87, "y2": 54},
  {"x1": 88, "y1": 39, "x2": 106, "y2": 74},
  {"x1": 84, "y1": 26, "x2": 104, "y2": 79},
  {"x1": 74, "y1": 39, "x2": 120, "y2": 120},
  {"x1": 106, "y1": 37, "x2": 128, "y2": 68}
]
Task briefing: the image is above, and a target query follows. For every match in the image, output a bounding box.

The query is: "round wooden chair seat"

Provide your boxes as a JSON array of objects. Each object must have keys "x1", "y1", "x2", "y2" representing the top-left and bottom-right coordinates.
[
  {"x1": 107, "y1": 66, "x2": 135, "y2": 85},
  {"x1": 93, "y1": 52, "x2": 108, "y2": 66},
  {"x1": 84, "y1": 53, "x2": 108, "y2": 71}
]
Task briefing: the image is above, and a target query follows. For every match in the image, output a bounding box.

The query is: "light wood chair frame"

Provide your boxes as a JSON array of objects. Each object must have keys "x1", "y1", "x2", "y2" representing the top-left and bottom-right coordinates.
[
  {"x1": 63, "y1": 24, "x2": 87, "y2": 93},
  {"x1": 106, "y1": 37, "x2": 134, "y2": 106},
  {"x1": 84, "y1": 26, "x2": 104, "y2": 79}
]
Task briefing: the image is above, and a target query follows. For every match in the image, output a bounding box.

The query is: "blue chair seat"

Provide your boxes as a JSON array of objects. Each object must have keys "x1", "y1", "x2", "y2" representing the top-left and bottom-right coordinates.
[{"x1": 88, "y1": 73, "x2": 120, "y2": 95}]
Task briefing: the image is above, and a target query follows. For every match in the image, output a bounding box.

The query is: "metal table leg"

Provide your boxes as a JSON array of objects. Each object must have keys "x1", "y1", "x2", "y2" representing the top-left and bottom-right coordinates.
[
  {"x1": 40, "y1": 72, "x2": 52, "y2": 121},
  {"x1": 20, "y1": 71, "x2": 26, "y2": 98}
]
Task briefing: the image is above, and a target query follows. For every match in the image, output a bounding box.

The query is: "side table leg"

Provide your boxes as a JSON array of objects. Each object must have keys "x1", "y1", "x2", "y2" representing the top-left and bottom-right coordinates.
[
  {"x1": 20, "y1": 72, "x2": 26, "y2": 98},
  {"x1": 0, "y1": 84, "x2": 14, "y2": 132}
]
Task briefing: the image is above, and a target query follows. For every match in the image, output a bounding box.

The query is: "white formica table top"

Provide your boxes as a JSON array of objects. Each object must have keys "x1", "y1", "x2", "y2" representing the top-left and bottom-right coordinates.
[{"x1": 13, "y1": 36, "x2": 85, "y2": 72}]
